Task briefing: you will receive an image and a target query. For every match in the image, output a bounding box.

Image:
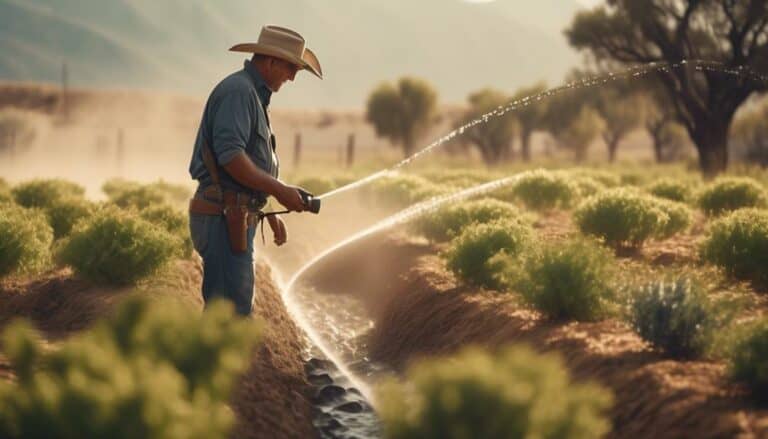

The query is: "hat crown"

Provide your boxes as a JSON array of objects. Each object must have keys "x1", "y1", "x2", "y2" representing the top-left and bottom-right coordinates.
[{"x1": 258, "y1": 25, "x2": 305, "y2": 58}]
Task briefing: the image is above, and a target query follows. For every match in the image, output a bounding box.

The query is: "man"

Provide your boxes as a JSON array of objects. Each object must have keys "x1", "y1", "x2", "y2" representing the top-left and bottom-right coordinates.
[{"x1": 188, "y1": 25, "x2": 323, "y2": 316}]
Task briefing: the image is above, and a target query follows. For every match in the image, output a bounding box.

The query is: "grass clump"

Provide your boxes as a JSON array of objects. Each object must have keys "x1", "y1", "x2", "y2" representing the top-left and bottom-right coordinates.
[
  {"x1": 445, "y1": 219, "x2": 531, "y2": 290},
  {"x1": 57, "y1": 207, "x2": 177, "y2": 285},
  {"x1": 508, "y1": 169, "x2": 578, "y2": 211},
  {"x1": 503, "y1": 238, "x2": 617, "y2": 321},
  {"x1": 728, "y1": 319, "x2": 768, "y2": 402},
  {"x1": 378, "y1": 345, "x2": 612, "y2": 439},
  {"x1": 0, "y1": 298, "x2": 262, "y2": 438},
  {"x1": 630, "y1": 278, "x2": 724, "y2": 359},
  {"x1": 44, "y1": 197, "x2": 96, "y2": 240},
  {"x1": 11, "y1": 179, "x2": 85, "y2": 209},
  {"x1": 364, "y1": 174, "x2": 447, "y2": 209},
  {"x1": 139, "y1": 204, "x2": 193, "y2": 258},
  {"x1": 697, "y1": 177, "x2": 767, "y2": 216},
  {"x1": 647, "y1": 178, "x2": 694, "y2": 203},
  {"x1": 655, "y1": 198, "x2": 693, "y2": 238},
  {"x1": 574, "y1": 188, "x2": 672, "y2": 250},
  {"x1": 701, "y1": 208, "x2": 768, "y2": 289},
  {"x1": 0, "y1": 205, "x2": 52, "y2": 278},
  {"x1": 414, "y1": 199, "x2": 527, "y2": 242},
  {"x1": 103, "y1": 179, "x2": 191, "y2": 210}
]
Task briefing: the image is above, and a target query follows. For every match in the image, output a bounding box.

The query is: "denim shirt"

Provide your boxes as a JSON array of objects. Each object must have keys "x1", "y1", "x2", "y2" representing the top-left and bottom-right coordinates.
[{"x1": 189, "y1": 60, "x2": 280, "y2": 203}]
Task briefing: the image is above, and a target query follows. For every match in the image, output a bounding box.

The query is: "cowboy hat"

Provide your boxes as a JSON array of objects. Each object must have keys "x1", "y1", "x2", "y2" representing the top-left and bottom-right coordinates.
[{"x1": 230, "y1": 25, "x2": 323, "y2": 79}]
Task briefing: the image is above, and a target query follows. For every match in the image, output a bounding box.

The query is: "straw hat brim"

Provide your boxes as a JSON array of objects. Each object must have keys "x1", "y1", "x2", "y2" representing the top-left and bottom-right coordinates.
[{"x1": 229, "y1": 43, "x2": 323, "y2": 79}]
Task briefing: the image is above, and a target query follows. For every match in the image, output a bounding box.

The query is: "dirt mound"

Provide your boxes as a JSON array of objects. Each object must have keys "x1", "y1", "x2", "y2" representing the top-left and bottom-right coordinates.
[
  {"x1": 308, "y1": 232, "x2": 768, "y2": 438},
  {"x1": 0, "y1": 259, "x2": 316, "y2": 439}
]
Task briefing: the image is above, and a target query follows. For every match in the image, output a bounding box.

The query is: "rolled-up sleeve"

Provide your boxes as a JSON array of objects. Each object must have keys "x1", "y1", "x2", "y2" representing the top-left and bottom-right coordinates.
[{"x1": 211, "y1": 92, "x2": 256, "y2": 165}]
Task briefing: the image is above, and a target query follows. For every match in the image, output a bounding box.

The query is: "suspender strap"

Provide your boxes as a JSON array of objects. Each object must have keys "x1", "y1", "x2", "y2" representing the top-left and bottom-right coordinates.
[{"x1": 200, "y1": 137, "x2": 223, "y2": 202}]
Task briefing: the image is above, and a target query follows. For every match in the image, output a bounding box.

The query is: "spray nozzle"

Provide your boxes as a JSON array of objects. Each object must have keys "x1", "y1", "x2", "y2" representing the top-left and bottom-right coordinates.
[{"x1": 298, "y1": 189, "x2": 321, "y2": 214}]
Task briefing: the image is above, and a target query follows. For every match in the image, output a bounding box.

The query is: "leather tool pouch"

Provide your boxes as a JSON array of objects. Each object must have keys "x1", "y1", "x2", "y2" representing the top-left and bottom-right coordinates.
[{"x1": 224, "y1": 204, "x2": 249, "y2": 253}]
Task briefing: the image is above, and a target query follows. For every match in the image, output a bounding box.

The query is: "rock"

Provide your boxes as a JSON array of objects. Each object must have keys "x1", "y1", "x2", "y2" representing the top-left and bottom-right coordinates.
[
  {"x1": 314, "y1": 385, "x2": 346, "y2": 404},
  {"x1": 334, "y1": 401, "x2": 365, "y2": 413},
  {"x1": 306, "y1": 357, "x2": 333, "y2": 371},
  {"x1": 308, "y1": 373, "x2": 333, "y2": 386}
]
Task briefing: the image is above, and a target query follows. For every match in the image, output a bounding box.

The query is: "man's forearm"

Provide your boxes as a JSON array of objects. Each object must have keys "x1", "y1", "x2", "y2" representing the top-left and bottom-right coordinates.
[{"x1": 222, "y1": 152, "x2": 283, "y2": 196}]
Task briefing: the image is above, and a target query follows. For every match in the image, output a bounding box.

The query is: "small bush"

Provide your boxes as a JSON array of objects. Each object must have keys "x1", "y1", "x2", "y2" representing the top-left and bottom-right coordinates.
[
  {"x1": 630, "y1": 279, "x2": 723, "y2": 358},
  {"x1": 104, "y1": 179, "x2": 191, "y2": 210},
  {"x1": 698, "y1": 177, "x2": 768, "y2": 216},
  {"x1": 647, "y1": 178, "x2": 693, "y2": 203},
  {"x1": 296, "y1": 176, "x2": 336, "y2": 196},
  {"x1": 655, "y1": 198, "x2": 693, "y2": 238},
  {"x1": 566, "y1": 169, "x2": 621, "y2": 188},
  {"x1": 109, "y1": 186, "x2": 167, "y2": 211},
  {"x1": 11, "y1": 179, "x2": 85, "y2": 209},
  {"x1": 139, "y1": 204, "x2": 193, "y2": 258},
  {"x1": 0, "y1": 205, "x2": 52, "y2": 277},
  {"x1": 729, "y1": 319, "x2": 768, "y2": 401},
  {"x1": 506, "y1": 238, "x2": 616, "y2": 321},
  {"x1": 420, "y1": 169, "x2": 494, "y2": 189},
  {"x1": 568, "y1": 175, "x2": 606, "y2": 199},
  {"x1": 444, "y1": 219, "x2": 531, "y2": 290},
  {"x1": 414, "y1": 199, "x2": 527, "y2": 242},
  {"x1": 509, "y1": 169, "x2": 578, "y2": 211},
  {"x1": 365, "y1": 174, "x2": 448, "y2": 209},
  {"x1": 574, "y1": 188, "x2": 670, "y2": 249},
  {"x1": 0, "y1": 298, "x2": 262, "y2": 438},
  {"x1": 378, "y1": 345, "x2": 612, "y2": 439},
  {"x1": 57, "y1": 207, "x2": 177, "y2": 284},
  {"x1": 701, "y1": 208, "x2": 768, "y2": 289},
  {"x1": 45, "y1": 197, "x2": 96, "y2": 240}
]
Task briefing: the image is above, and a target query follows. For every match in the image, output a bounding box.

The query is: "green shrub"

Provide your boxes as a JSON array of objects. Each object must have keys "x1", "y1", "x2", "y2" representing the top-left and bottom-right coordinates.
[
  {"x1": 378, "y1": 345, "x2": 612, "y2": 439},
  {"x1": 506, "y1": 238, "x2": 616, "y2": 321},
  {"x1": 568, "y1": 175, "x2": 606, "y2": 199},
  {"x1": 11, "y1": 179, "x2": 85, "y2": 209},
  {"x1": 420, "y1": 169, "x2": 495, "y2": 189},
  {"x1": 508, "y1": 170, "x2": 578, "y2": 211},
  {"x1": 729, "y1": 319, "x2": 768, "y2": 401},
  {"x1": 565, "y1": 169, "x2": 621, "y2": 188},
  {"x1": 139, "y1": 204, "x2": 193, "y2": 258},
  {"x1": 103, "y1": 179, "x2": 191, "y2": 210},
  {"x1": 109, "y1": 186, "x2": 167, "y2": 211},
  {"x1": 630, "y1": 278, "x2": 723, "y2": 358},
  {"x1": 365, "y1": 174, "x2": 448, "y2": 209},
  {"x1": 0, "y1": 205, "x2": 52, "y2": 277},
  {"x1": 414, "y1": 199, "x2": 527, "y2": 242},
  {"x1": 296, "y1": 176, "x2": 336, "y2": 195},
  {"x1": 0, "y1": 298, "x2": 262, "y2": 438},
  {"x1": 57, "y1": 207, "x2": 177, "y2": 284},
  {"x1": 45, "y1": 197, "x2": 96, "y2": 240},
  {"x1": 444, "y1": 219, "x2": 531, "y2": 290},
  {"x1": 647, "y1": 178, "x2": 693, "y2": 203},
  {"x1": 698, "y1": 177, "x2": 768, "y2": 216},
  {"x1": 574, "y1": 188, "x2": 670, "y2": 249},
  {"x1": 655, "y1": 199, "x2": 693, "y2": 238},
  {"x1": 701, "y1": 208, "x2": 768, "y2": 289}
]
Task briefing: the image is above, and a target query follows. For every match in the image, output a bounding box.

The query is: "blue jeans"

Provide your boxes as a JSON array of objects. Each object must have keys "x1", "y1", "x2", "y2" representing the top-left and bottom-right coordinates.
[{"x1": 189, "y1": 213, "x2": 256, "y2": 316}]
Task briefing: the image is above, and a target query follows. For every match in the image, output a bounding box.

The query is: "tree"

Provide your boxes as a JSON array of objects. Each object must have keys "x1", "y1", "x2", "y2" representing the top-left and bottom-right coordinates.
[
  {"x1": 562, "y1": 107, "x2": 606, "y2": 162},
  {"x1": 731, "y1": 100, "x2": 768, "y2": 167},
  {"x1": 567, "y1": 0, "x2": 768, "y2": 176},
  {"x1": 0, "y1": 109, "x2": 36, "y2": 157},
  {"x1": 591, "y1": 85, "x2": 646, "y2": 162},
  {"x1": 455, "y1": 88, "x2": 518, "y2": 166},
  {"x1": 365, "y1": 77, "x2": 438, "y2": 157},
  {"x1": 511, "y1": 82, "x2": 549, "y2": 162}
]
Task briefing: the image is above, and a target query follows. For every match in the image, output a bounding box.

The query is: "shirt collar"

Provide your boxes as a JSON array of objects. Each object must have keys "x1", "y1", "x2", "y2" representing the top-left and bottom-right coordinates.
[{"x1": 244, "y1": 60, "x2": 272, "y2": 107}]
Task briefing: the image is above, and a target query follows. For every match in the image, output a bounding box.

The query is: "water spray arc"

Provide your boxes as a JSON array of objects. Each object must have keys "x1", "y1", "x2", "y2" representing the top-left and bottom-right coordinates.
[
  {"x1": 284, "y1": 172, "x2": 526, "y2": 406},
  {"x1": 317, "y1": 59, "x2": 768, "y2": 201}
]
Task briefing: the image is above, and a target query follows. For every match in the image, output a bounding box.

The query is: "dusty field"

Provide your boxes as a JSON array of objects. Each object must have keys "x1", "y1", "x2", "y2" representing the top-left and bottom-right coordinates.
[
  {"x1": 302, "y1": 228, "x2": 768, "y2": 438},
  {"x1": 0, "y1": 259, "x2": 317, "y2": 439}
]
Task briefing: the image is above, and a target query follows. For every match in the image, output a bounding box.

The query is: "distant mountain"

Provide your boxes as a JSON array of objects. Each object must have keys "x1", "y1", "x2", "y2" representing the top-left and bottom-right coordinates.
[{"x1": 0, "y1": 0, "x2": 585, "y2": 107}]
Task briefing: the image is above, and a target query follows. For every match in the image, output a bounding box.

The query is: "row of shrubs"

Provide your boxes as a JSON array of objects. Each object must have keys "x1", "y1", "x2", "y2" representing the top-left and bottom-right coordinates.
[
  {"x1": 0, "y1": 298, "x2": 262, "y2": 438},
  {"x1": 408, "y1": 192, "x2": 768, "y2": 400},
  {"x1": 0, "y1": 178, "x2": 193, "y2": 284},
  {"x1": 365, "y1": 168, "x2": 767, "y2": 217}
]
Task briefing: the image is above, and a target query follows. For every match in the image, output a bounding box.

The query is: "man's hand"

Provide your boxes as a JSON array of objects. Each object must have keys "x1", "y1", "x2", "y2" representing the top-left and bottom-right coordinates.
[
  {"x1": 267, "y1": 215, "x2": 287, "y2": 246},
  {"x1": 274, "y1": 184, "x2": 306, "y2": 212}
]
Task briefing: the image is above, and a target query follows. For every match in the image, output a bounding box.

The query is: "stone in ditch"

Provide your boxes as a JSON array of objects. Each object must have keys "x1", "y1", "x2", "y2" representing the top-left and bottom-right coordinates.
[
  {"x1": 307, "y1": 357, "x2": 333, "y2": 371},
  {"x1": 315, "y1": 385, "x2": 346, "y2": 403},
  {"x1": 334, "y1": 401, "x2": 364, "y2": 413},
  {"x1": 308, "y1": 373, "x2": 333, "y2": 386}
]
